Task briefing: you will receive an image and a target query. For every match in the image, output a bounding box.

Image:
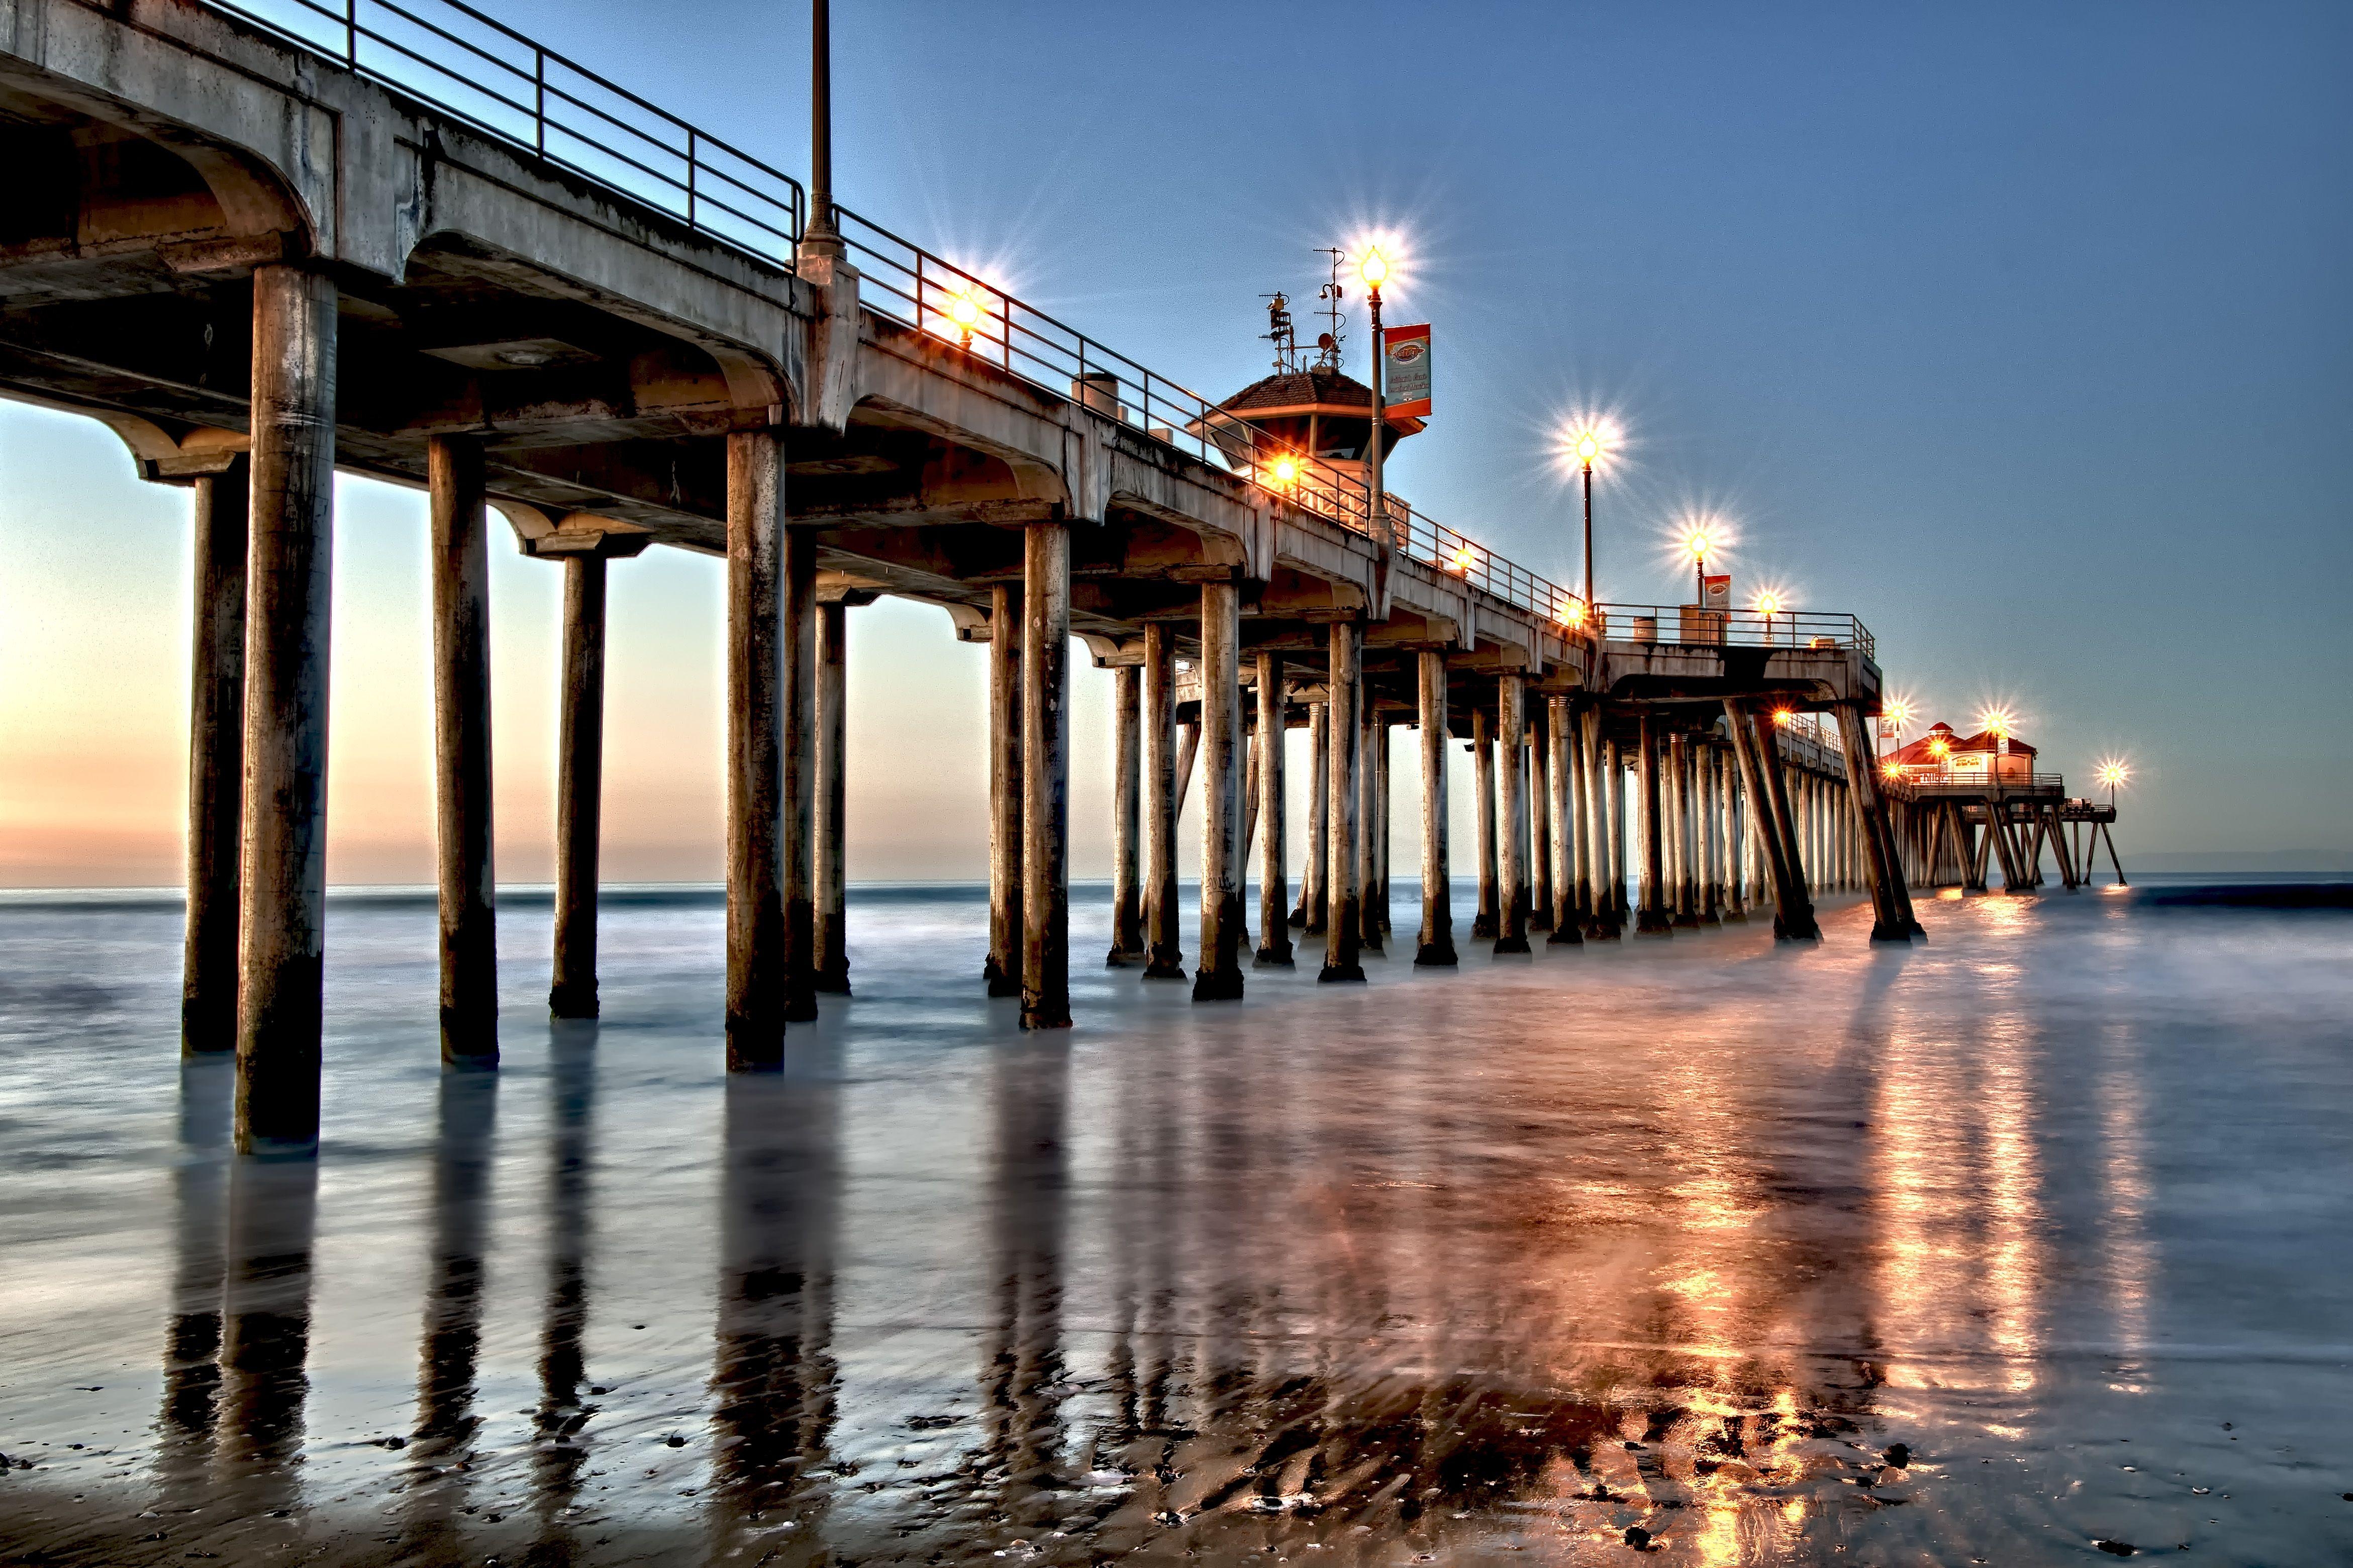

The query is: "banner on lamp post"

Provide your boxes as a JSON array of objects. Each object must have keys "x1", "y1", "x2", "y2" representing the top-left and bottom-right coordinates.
[
  {"x1": 1383, "y1": 323, "x2": 1431, "y2": 419},
  {"x1": 1701, "y1": 573, "x2": 1730, "y2": 611}
]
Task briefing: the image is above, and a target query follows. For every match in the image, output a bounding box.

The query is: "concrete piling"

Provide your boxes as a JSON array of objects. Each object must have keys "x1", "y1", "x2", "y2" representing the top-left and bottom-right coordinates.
[
  {"x1": 550, "y1": 555, "x2": 606, "y2": 1019},
  {"x1": 183, "y1": 458, "x2": 247, "y2": 1055},
  {"x1": 1318, "y1": 619, "x2": 1365, "y2": 983},
  {"x1": 1548, "y1": 698, "x2": 1583, "y2": 945},
  {"x1": 1472, "y1": 709, "x2": 1499, "y2": 939},
  {"x1": 1414, "y1": 649, "x2": 1456, "y2": 966},
  {"x1": 1296, "y1": 700, "x2": 1329, "y2": 934},
  {"x1": 1019, "y1": 521, "x2": 1071, "y2": 1029},
  {"x1": 234, "y1": 264, "x2": 338, "y2": 1152},
  {"x1": 1109, "y1": 665, "x2": 1144, "y2": 964},
  {"x1": 814, "y1": 597, "x2": 853, "y2": 993},
  {"x1": 985, "y1": 585, "x2": 1024, "y2": 995},
  {"x1": 1357, "y1": 710, "x2": 1383, "y2": 954},
  {"x1": 428, "y1": 436, "x2": 499, "y2": 1066},
  {"x1": 1193, "y1": 581, "x2": 1245, "y2": 1001},
  {"x1": 1142, "y1": 622, "x2": 1185, "y2": 978},
  {"x1": 1529, "y1": 702, "x2": 1554, "y2": 932},
  {"x1": 1254, "y1": 653, "x2": 1295, "y2": 967},
  {"x1": 1635, "y1": 713, "x2": 1672, "y2": 935},
  {"x1": 724, "y1": 429, "x2": 788, "y2": 1069},
  {"x1": 779, "y1": 525, "x2": 819, "y2": 1026},
  {"x1": 1494, "y1": 673, "x2": 1531, "y2": 954},
  {"x1": 1735, "y1": 701, "x2": 1819, "y2": 940}
]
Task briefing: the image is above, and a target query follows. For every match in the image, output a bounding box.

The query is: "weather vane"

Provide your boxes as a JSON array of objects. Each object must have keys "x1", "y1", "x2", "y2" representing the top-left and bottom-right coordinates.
[
  {"x1": 1312, "y1": 246, "x2": 1347, "y2": 372},
  {"x1": 1259, "y1": 291, "x2": 1297, "y2": 373}
]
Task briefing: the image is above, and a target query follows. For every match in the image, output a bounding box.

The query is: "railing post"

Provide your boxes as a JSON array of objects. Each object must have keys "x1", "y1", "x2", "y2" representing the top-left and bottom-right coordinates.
[
  {"x1": 534, "y1": 50, "x2": 546, "y2": 157},
  {"x1": 687, "y1": 129, "x2": 698, "y2": 230},
  {"x1": 346, "y1": 0, "x2": 358, "y2": 65}
]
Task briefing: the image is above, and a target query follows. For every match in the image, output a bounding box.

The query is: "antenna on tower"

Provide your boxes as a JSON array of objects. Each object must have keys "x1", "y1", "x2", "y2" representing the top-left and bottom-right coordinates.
[
  {"x1": 1313, "y1": 247, "x2": 1347, "y2": 372},
  {"x1": 1259, "y1": 291, "x2": 1297, "y2": 373}
]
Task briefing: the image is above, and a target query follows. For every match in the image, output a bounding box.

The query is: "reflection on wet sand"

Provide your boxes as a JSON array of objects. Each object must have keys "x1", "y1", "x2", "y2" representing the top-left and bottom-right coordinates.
[{"x1": 7, "y1": 889, "x2": 2350, "y2": 1564}]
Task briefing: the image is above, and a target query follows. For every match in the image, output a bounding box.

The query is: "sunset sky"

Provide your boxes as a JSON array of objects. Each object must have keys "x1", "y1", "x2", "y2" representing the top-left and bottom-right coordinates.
[{"x1": 1, "y1": 0, "x2": 2345, "y2": 885}]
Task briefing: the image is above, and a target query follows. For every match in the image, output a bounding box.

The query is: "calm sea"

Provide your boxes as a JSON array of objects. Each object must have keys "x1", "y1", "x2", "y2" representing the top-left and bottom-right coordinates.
[{"x1": 1, "y1": 877, "x2": 2349, "y2": 1565}]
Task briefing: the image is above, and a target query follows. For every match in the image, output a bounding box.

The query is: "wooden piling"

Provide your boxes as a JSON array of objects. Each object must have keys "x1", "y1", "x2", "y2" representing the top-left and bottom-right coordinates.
[
  {"x1": 1019, "y1": 521, "x2": 1071, "y2": 1029},
  {"x1": 1142, "y1": 622, "x2": 1185, "y2": 978},
  {"x1": 985, "y1": 585, "x2": 1024, "y2": 995},
  {"x1": 1414, "y1": 649, "x2": 1456, "y2": 966},
  {"x1": 1318, "y1": 619, "x2": 1365, "y2": 983},
  {"x1": 724, "y1": 429, "x2": 788, "y2": 1069},
  {"x1": 550, "y1": 554, "x2": 606, "y2": 1018},
  {"x1": 429, "y1": 436, "x2": 499, "y2": 1066},
  {"x1": 1254, "y1": 652, "x2": 1294, "y2": 966},
  {"x1": 183, "y1": 458, "x2": 247, "y2": 1055},
  {"x1": 1472, "y1": 709, "x2": 1499, "y2": 939},
  {"x1": 1110, "y1": 665, "x2": 1144, "y2": 964},
  {"x1": 814, "y1": 597, "x2": 851, "y2": 993},
  {"x1": 1495, "y1": 673, "x2": 1531, "y2": 953},
  {"x1": 1193, "y1": 581, "x2": 1245, "y2": 1001},
  {"x1": 234, "y1": 264, "x2": 338, "y2": 1152}
]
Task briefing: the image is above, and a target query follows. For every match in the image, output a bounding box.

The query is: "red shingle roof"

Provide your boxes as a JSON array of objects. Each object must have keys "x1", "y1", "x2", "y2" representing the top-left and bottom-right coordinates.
[
  {"x1": 1887, "y1": 722, "x2": 2037, "y2": 765},
  {"x1": 1218, "y1": 368, "x2": 1377, "y2": 414}
]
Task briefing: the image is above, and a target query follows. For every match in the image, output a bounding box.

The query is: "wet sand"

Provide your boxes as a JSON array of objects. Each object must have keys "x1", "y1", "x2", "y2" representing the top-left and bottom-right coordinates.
[{"x1": 2, "y1": 881, "x2": 2350, "y2": 1565}]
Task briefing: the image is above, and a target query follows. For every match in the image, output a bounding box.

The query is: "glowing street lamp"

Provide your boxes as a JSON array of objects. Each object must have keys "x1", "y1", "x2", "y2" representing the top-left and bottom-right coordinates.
[
  {"x1": 2096, "y1": 759, "x2": 2131, "y2": 806},
  {"x1": 946, "y1": 287, "x2": 983, "y2": 349},
  {"x1": 1753, "y1": 587, "x2": 1782, "y2": 644},
  {"x1": 1564, "y1": 422, "x2": 1612, "y2": 629},
  {"x1": 1267, "y1": 452, "x2": 1301, "y2": 490},
  {"x1": 1359, "y1": 245, "x2": 1392, "y2": 545},
  {"x1": 1684, "y1": 524, "x2": 1713, "y2": 605}
]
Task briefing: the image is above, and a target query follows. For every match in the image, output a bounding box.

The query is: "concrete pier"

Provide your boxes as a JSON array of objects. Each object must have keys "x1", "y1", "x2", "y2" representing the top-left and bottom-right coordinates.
[
  {"x1": 1414, "y1": 649, "x2": 1457, "y2": 966},
  {"x1": 234, "y1": 264, "x2": 338, "y2": 1152},
  {"x1": 182, "y1": 459, "x2": 247, "y2": 1056},
  {"x1": 1318, "y1": 620, "x2": 1365, "y2": 983},
  {"x1": 1529, "y1": 703, "x2": 1554, "y2": 932},
  {"x1": 1494, "y1": 673, "x2": 1530, "y2": 954},
  {"x1": 1192, "y1": 581, "x2": 1245, "y2": 1001},
  {"x1": 1834, "y1": 702, "x2": 1921, "y2": 941},
  {"x1": 1253, "y1": 653, "x2": 1294, "y2": 966},
  {"x1": 1019, "y1": 522, "x2": 1071, "y2": 1029},
  {"x1": 1732, "y1": 701, "x2": 1819, "y2": 940},
  {"x1": 550, "y1": 555, "x2": 606, "y2": 1019},
  {"x1": 1108, "y1": 666, "x2": 1144, "y2": 964},
  {"x1": 428, "y1": 436, "x2": 498, "y2": 1066},
  {"x1": 1547, "y1": 698, "x2": 1583, "y2": 945},
  {"x1": 1357, "y1": 711, "x2": 1384, "y2": 954},
  {"x1": 1473, "y1": 710, "x2": 1500, "y2": 939},
  {"x1": 985, "y1": 585, "x2": 1024, "y2": 996},
  {"x1": 779, "y1": 525, "x2": 819, "y2": 1027},
  {"x1": 1635, "y1": 714, "x2": 1672, "y2": 935},
  {"x1": 814, "y1": 596, "x2": 854, "y2": 993},
  {"x1": 1296, "y1": 701, "x2": 1329, "y2": 934},
  {"x1": 1141, "y1": 623, "x2": 1185, "y2": 978},
  {"x1": 725, "y1": 429, "x2": 788, "y2": 1069}
]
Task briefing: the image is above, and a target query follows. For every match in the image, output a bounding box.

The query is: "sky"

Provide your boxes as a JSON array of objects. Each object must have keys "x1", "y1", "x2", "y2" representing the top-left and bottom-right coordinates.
[{"x1": 1, "y1": 0, "x2": 2347, "y2": 885}]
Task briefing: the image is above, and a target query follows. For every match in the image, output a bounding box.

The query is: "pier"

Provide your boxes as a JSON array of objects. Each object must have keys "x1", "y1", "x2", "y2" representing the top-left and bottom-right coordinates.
[{"x1": 0, "y1": 0, "x2": 2114, "y2": 1154}]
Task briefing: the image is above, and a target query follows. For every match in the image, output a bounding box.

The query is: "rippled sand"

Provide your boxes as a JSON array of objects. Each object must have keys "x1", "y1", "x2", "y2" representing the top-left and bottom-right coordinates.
[{"x1": 2, "y1": 880, "x2": 2349, "y2": 1565}]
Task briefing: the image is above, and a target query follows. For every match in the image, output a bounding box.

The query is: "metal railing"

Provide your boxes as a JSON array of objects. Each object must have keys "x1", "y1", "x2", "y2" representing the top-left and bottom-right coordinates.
[
  {"x1": 1887, "y1": 768, "x2": 2067, "y2": 797},
  {"x1": 204, "y1": 0, "x2": 804, "y2": 262},
  {"x1": 1597, "y1": 603, "x2": 1875, "y2": 661},
  {"x1": 836, "y1": 207, "x2": 1591, "y2": 635}
]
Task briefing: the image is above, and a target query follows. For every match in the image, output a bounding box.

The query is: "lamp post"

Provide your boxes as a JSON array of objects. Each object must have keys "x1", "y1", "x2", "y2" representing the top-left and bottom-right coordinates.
[
  {"x1": 1686, "y1": 526, "x2": 1712, "y2": 607},
  {"x1": 1754, "y1": 590, "x2": 1781, "y2": 646},
  {"x1": 1574, "y1": 430, "x2": 1602, "y2": 619},
  {"x1": 1360, "y1": 247, "x2": 1389, "y2": 542},
  {"x1": 2097, "y1": 760, "x2": 2129, "y2": 808}
]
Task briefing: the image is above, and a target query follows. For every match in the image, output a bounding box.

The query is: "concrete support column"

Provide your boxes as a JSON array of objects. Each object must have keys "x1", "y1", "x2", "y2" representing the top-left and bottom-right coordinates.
[
  {"x1": 1375, "y1": 722, "x2": 1393, "y2": 934},
  {"x1": 1733, "y1": 701, "x2": 1819, "y2": 940},
  {"x1": 1674, "y1": 735, "x2": 1702, "y2": 928},
  {"x1": 779, "y1": 529, "x2": 818, "y2": 1026},
  {"x1": 1699, "y1": 743, "x2": 1724, "y2": 925},
  {"x1": 1193, "y1": 582, "x2": 1245, "y2": 1001},
  {"x1": 725, "y1": 430, "x2": 788, "y2": 1069},
  {"x1": 1635, "y1": 713, "x2": 1672, "y2": 935},
  {"x1": 1019, "y1": 521, "x2": 1072, "y2": 1029},
  {"x1": 1721, "y1": 746, "x2": 1748, "y2": 921},
  {"x1": 985, "y1": 585, "x2": 1024, "y2": 995},
  {"x1": 1547, "y1": 698, "x2": 1582, "y2": 946},
  {"x1": 1414, "y1": 649, "x2": 1455, "y2": 966},
  {"x1": 1357, "y1": 710, "x2": 1383, "y2": 954},
  {"x1": 1317, "y1": 620, "x2": 1365, "y2": 983},
  {"x1": 1834, "y1": 702, "x2": 1921, "y2": 941},
  {"x1": 814, "y1": 598, "x2": 852, "y2": 993},
  {"x1": 1573, "y1": 707, "x2": 1600, "y2": 937},
  {"x1": 1254, "y1": 653, "x2": 1294, "y2": 966},
  {"x1": 234, "y1": 264, "x2": 337, "y2": 1153},
  {"x1": 1588, "y1": 719, "x2": 1619, "y2": 937},
  {"x1": 1494, "y1": 673, "x2": 1530, "y2": 954},
  {"x1": 1109, "y1": 665, "x2": 1144, "y2": 964},
  {"x1": 550, "y1": 554, "x2": 606, "y2": 1019},
  {"x1": 429, "y1": 436, "x2": 498, "y2": 1066},
  {"x1": 1609, "y1": 739, "x2": 1631, "y2": 928},
  {"x1": 1473, "y1": 711, "x2": 1499, "y2": 939},
  {"x1": 183, "y1": 458, "x2": 248, "y2": 1055},
  {"x1": 1142, "y1": 622, "x2": 1185, "y2": 977},
  {"x1": 1529, "y1": 702, "x2": 1553, "y2": 932},
  {"x1": 1296, "y1": 700, "x2": 1329, "y2": 933}
]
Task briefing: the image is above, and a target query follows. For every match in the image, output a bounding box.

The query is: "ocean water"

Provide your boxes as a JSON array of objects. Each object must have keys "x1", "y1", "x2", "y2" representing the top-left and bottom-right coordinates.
[{"x1": 1, "y1": 878, "x2": 2349, "y2": 1566}]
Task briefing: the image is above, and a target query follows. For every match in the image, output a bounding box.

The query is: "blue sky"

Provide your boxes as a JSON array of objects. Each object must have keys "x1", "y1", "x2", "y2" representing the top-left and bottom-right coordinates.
[{"x1": 2, "y1": 0, "x2": 2346, "y2": 879}]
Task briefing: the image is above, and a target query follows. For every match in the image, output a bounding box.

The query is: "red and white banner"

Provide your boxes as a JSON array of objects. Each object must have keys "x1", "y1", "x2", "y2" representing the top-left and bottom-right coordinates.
[{"x1": 1382, "y1": 323, "x2": 1431, "y2": 419}]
